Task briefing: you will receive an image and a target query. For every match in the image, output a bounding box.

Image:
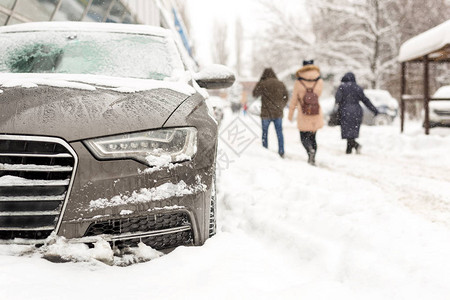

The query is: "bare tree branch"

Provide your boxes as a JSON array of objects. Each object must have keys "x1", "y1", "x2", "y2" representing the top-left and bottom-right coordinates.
[{"x1": 211, "y1": 20, "x2": 229, "y2": 65}]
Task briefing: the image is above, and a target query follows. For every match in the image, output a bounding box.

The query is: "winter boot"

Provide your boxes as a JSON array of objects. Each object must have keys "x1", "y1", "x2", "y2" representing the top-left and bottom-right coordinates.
[
  {"x1": 307, "y1": 149, "x2": 316, "y2": 165},
  {"x1": 346, "y1": 143, "x2": 352, "y2": 154},
  {"x1": 355, "y1": 142, "x2": 362, "y2": 154}
]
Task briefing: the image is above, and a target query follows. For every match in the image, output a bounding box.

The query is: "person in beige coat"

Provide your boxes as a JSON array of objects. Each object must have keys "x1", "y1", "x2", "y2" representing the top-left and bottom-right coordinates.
[{"x1": 288, "y1": 60, "x2": 324, "y2": 165}]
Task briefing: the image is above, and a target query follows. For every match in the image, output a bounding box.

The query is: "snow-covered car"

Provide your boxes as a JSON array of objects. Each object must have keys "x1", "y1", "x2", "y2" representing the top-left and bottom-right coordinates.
[
  {"x1": 320, "y1": 97, "x2": 336, "y2": 124},
  {"x1": 326, "y1": 89, "x2": 399, "y2": 126},
  {"x1": 363, "y1": 89, "x2": 398, "y2": 125},
  {"x1": 0, "y1": 22, "x2": 234, "y2": 251},
  {"x1": 429, "y1": 85, "x2": 450, "y2": 127}
]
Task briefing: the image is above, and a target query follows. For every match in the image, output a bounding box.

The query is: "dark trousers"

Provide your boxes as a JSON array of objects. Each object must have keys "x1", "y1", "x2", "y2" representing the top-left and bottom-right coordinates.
[
  {"x1": 300, "y1": 131, "x2": 317, "y2": 155},
  {"x1": 262, "y1": 118, "x2": 284, "y2": 155}
]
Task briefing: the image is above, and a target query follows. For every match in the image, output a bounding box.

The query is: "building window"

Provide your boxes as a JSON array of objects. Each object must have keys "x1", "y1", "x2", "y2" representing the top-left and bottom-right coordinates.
[
  {"x1": 0, "y1": 12, "x2": 8, "y2": 25},
  {"x1": 52, "y1": 0, "x2": 87, "y2": 21},
  {"x1": 121, "y1": 10, "x2": 135, "y2": 24},
  {"x1": 0, "y1": 0, "x2": 15, "y2": 10},
  {"x1": 14, "y1": 0, "x2": 58, "y2": 22},
  {"x1": 105, "y1": 1, "x2": 125, "y2": 23},
  {"x1": 0, "y1": 0, "x2": 141, "y2": 26},
  {"x1": 6, "y1": 17, "x2": 22, "y2": 25},
  {"x1": 83, "y1": 0, "x2": 113, "y2": 22}
]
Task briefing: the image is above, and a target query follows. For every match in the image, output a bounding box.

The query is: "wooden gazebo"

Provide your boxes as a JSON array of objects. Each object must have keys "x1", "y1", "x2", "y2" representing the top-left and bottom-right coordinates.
[{"x1": 398, "y1": 20, "x2": 450, "y2": 135}]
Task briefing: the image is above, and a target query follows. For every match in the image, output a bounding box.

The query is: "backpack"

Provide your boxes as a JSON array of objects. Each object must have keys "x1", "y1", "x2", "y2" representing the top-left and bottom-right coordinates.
[{"x1": 298, "y1": 80, "x2": 320, "y2": 115}]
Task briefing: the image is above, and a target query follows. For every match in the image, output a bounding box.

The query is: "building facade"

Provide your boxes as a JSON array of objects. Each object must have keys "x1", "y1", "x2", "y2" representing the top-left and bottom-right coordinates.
[{"x1": 0, "y1": 0, "x2": 192, "y2": 55}]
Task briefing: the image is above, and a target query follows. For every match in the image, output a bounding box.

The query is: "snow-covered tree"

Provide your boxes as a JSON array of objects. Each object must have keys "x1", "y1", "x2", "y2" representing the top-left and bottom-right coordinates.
[
  {"x1": 311, "y1": 0, "x2": 404, "y2": 88},
  {"x1": 252, "y1": 0, "x2": 313, "y2": 76},
  {"x1": 254, "y1": 0, "x2": 449, "y2": 90},
  {"x1": 227, "y1": 81, "x2": 243, "y2": 104},
  {"x1": 235, "y1": 17, "x2": 244, "y2": 76},
  {"x1": 392, "y1": 0, "x2": 449, "y2": 97},
  {"x1": 211, "y1": 20, "x2": 229, "y2": 65}
]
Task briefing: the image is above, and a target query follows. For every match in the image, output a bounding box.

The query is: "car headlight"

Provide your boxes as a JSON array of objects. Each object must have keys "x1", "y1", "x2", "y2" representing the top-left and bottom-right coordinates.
[{"x1": 83, "y1": 127, "x2": 197, "y2": 166}]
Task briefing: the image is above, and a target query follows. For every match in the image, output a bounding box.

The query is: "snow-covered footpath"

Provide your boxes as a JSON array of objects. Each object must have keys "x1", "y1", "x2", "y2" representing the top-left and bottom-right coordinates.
[{"x1": 1, "y1": 111, "x2": 450, "y2": 300}]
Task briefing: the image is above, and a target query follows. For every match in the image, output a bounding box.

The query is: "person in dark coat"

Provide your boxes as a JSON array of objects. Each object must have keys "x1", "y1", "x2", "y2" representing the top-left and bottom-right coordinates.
[
  {"x1": 253, "y1": 68, "x2": 289, "y2": 157},
  {"x1": 335, "y1": 72, "x2": 378, "y2": 154}
]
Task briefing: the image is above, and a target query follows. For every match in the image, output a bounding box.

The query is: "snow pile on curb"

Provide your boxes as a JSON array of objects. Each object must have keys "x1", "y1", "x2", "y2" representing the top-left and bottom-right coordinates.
[
  {"x1": 42, "y1": 237, "x2": 115, "y2": 265},
  {"x1": 215, "y1": 114, "x2": 450, "y2": 299},
  {"x1": 0, "y1": 234, "x2": 163, "y2": 266}
]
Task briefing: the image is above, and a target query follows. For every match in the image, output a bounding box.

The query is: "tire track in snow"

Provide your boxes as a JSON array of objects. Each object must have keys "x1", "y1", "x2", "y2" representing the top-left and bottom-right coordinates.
[{"x1": 316, "y1": 144, "x2": 450, "y2": 227}]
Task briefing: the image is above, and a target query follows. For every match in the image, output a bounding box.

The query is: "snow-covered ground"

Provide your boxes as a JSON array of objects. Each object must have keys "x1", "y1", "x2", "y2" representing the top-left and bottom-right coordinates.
[{"x1": 1, "y1": 111, "x2": 450, "y2": 300}]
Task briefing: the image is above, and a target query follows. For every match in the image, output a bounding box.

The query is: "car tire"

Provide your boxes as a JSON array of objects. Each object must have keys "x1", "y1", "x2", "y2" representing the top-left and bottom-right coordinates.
[
  {"x1": 373, "y1": 114, "x2": 392, "y2": 126},
  {"x1": 209, "y1": 170, "x2": 217, "y2": 237}
]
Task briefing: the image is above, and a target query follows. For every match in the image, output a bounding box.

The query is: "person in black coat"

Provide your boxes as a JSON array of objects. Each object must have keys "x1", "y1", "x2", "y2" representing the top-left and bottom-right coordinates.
[{"x1": 335, "y1": 72, "x2": 378, "y2": 154}]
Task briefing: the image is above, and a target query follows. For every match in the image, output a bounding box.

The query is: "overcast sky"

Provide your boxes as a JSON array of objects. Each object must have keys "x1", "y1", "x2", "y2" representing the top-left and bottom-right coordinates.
[
  {"x1": 186, "y1": 0, "x2": 262, "y2": 74},
  {"x1": 186, "y1": 0, "x2": 309, "y2": 77}
]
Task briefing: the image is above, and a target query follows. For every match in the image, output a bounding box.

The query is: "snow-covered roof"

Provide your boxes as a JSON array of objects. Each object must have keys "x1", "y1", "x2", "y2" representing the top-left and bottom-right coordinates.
[
  {"x1": 398, "y1": 20, "x2": 450, "y2": 62},
  {"x1": 0, "y1": 21, "x2": 171, "y2": 37}
]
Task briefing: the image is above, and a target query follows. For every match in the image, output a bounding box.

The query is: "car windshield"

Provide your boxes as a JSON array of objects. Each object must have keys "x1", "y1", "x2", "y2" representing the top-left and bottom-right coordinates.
[{"x1": 0, "y1": 31, "x2": 185, "y2": 80}]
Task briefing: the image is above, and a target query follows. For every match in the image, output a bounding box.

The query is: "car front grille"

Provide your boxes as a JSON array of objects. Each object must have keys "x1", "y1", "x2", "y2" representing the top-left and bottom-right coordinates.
[
  {"x1": 112, "y1": 231, "x2": 192, "y2": 250},
  {"x1": 0, "y1": 136, "x2": 76, "y2": 240},
  {"x1": 84, "y1": 212, "x2": 193, "y2": 250}
]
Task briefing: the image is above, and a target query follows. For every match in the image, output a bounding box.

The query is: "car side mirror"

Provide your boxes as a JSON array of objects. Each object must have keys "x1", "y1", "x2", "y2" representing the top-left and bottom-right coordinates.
[{"x1": 194, "y1": 64, "x2": 235, "y2": 89}]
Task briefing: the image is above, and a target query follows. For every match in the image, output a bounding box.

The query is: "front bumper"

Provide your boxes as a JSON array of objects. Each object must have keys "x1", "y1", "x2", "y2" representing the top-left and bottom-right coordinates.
[
  {"x1": 0, "y1": 135, "x2": 216, "y2": 250},
  {"x1": 60, "y1": 141, "x2": 215, "y2": 249}
]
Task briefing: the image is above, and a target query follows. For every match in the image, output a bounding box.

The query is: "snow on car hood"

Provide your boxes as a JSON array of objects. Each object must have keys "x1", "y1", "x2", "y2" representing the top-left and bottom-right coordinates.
[
  {"x1": 0, "y1": 73, "x2": 196, "y2": 95},
  {"x1": 0, "y1": 84, "x2": 192, "y2": 141}
]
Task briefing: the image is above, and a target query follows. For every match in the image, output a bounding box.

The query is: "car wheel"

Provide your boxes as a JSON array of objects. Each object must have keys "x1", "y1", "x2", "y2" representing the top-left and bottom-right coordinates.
[
  {"x1": 209, "y1": 170, "x2": 217, "y2": 237},
  {"x1": 373, "y1": 114, "x2": 392, "y2": 126}
]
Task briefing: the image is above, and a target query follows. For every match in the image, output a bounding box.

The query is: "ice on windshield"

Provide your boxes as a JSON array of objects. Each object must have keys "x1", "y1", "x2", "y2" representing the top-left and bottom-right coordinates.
[{"x1": 0, "y1": 31, "x2": 185, "y2": 80}]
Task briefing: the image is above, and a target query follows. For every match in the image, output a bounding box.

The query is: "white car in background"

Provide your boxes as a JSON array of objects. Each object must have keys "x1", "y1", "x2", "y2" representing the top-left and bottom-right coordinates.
[
  {"x1": 363, "y1": 89, "x2": 399, "y2": 125},
  {"x1": 430, "y1": 85, "x2": 450, "y2": 127},
  {"x1": 326, "y1": 89, "x2": 399, "y2": 126}
]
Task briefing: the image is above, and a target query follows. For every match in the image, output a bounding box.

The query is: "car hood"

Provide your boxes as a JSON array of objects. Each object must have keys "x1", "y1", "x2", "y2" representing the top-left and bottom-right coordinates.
[{"x1": 0, "y1": 86, "x2": 191, "y2": 141}]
